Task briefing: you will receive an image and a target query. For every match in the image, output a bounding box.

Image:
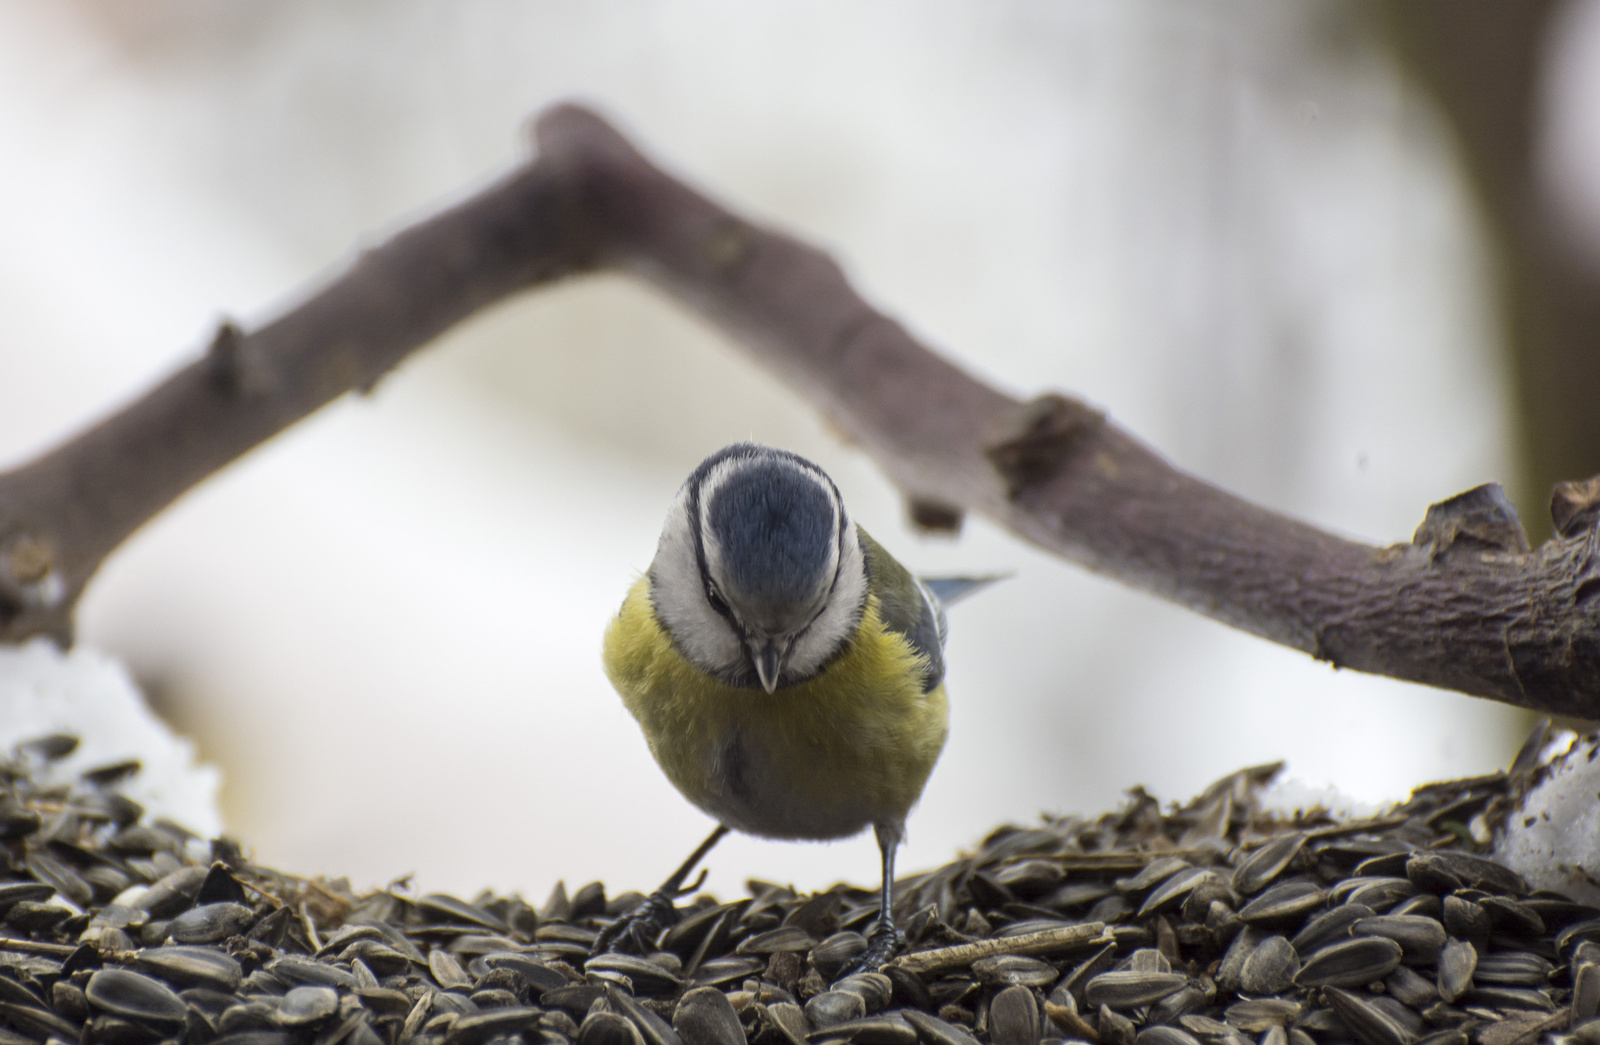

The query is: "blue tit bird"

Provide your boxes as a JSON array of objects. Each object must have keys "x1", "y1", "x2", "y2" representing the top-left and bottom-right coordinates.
[{"x1": 599, "y1": 442, "x2": 998, "y2": 974}]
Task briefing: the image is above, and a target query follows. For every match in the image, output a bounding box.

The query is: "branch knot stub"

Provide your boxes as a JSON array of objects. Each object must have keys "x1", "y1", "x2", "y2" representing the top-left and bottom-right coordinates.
[
  {"x1": 205, "y1": 320, "x2": 274, "y2": 400},
  {"x1": 1551, "y1": 476, "x2": 1600, "y2": 538},
  {"x1": 0, "y1": 533, "x2": 63, "y2": 618},
  {"x1": 985, "y1": 393, "x2": 1106, "y2": 499},
  {"x1": 906, "y1": 498, "x2": 964, "y2": 535},
  {"x1": 1411, "y1": 482, "x2": 1530, "y2": 562}
]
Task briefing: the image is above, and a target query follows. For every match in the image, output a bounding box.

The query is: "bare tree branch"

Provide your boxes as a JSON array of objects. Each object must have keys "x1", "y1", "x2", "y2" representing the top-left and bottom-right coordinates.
[{"x1": 1, "y1": 103, "x2": 1596, "y2": 717}]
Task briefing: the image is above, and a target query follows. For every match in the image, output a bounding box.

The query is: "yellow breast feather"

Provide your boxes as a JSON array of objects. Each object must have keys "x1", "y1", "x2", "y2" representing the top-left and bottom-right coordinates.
[{"x1": 602, "y1": 576, "x2": 949, "y2": 840}]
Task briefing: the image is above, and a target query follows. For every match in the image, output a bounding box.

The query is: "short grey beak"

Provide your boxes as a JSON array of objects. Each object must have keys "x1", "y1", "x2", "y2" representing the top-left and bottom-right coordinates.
[{"x1": 752, "y1": 641, "x2": 783, "y2": 694}]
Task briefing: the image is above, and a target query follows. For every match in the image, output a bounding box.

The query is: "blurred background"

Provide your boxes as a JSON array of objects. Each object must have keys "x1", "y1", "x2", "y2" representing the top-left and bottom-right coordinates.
[{"x1": 0, "y1": 0, "x2": 1594, "y2": 903}]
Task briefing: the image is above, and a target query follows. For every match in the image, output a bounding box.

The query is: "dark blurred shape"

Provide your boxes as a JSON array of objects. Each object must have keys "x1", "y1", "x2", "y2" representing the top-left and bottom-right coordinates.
[{"x1": 1381, "y1": 0, "x2": 1600, "y2": 540}]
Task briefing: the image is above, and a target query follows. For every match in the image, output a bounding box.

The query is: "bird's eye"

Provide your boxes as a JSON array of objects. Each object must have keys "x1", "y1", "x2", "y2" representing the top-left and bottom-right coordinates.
[{"x1": 706, "y1": 584, "x2": 730, "y2": 616}]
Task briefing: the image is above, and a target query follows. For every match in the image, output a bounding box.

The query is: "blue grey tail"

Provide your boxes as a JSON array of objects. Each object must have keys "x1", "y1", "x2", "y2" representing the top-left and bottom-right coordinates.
[{"x1": 918, "y1": 574, "x2": 1009, "y2": 608}]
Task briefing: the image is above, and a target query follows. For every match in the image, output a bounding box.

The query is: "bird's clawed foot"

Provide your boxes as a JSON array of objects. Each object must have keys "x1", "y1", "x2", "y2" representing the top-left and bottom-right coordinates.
[
  {"x1": 836, "y1": 920, "x2": 905, "y2": 979},
  {"x1": 590, "y1": 870, "x2": 708, "y2": 956}
]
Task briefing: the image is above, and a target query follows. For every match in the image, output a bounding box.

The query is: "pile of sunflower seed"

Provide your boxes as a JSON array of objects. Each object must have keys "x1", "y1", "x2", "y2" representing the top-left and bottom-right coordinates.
[{"x1": 0, "y1": 730, "x2": 1596, "y2": 1045}]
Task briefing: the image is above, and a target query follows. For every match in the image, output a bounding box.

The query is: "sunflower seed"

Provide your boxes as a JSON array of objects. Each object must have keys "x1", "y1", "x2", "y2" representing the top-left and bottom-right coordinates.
[
  {"x1": 581, "y1": 1010, "x2": 648, "y2": 1045},
  {"x1": 5, "y1": 901, "x2": 67, "y2": 933},
  {"x1": 479, "y1": 953, "x2": 566, "y2": 993},
  {"x1": 834, "y1": 972, "x2": 893, "y2": 1011},
  {"x1": 1574, "y1": 961, "x2": 1600, "y2": 1024},
  {"x1": 1411, "y1": 1031, "x2": 1467, "y2": 1045},
  {"x1": 585, "y1": 954, "x2": 683, "y2": 996},
  {"x1": 1475, "y1": 1011, "x2": 1567, "y2": 1045},
  {"x1": 0, "y1": 806, "x2": 40, "y2": 840},
  {"x1": 1233, "y1": 836, "x2": 1306, "y2": 897},
  {"x1": 1295, "y1": 937, "x2": 1404, "y2": 988},
  {"x1": 813, "y1": 1014, "x2": 918, "y2": 1045},
  {"x1": 737, "y1": 923, "x2": 815, "y2": 957},
  {"x1": 170, "y1": 902, "x2": 256, "y2": 944},
  {"x1": 1385, "y1": 965, "x2": 1437, "y2": 1008},
  {"x1": 84, "y1": 969, "x2": 188, "y2": 1032},
  {"x1": 759, "y1": 1001, "x2": 807, "y2": 1045},
  {"x1": 806, "y1": 989, "x2": 866, "y2": 1029},
  {"x1": 418, "y1": 894, "x2": 506, "y2": 933},
  {"x1": 1337, "y1": 878, "x2": 1418, "y2": 913},
  {"x1": 357, "y1": 987, "x2": 410, "y2": 1016},
  {"x1": 267, "y1": 956, "x2": 357, "y2": 990},
  {"x1": 445, "y1": 1006, "x2": 543, "y2": 1045},
  {"x1": 133, "y1": 945, "x2": 243, "y2": 992},
  {"x1": 1179, "y1": 1014, "x2": 1234, "y2": 1040},
  {"x1": 1239, "y1": 881, "x2": 1325, "y2": 926},
  {"x1": 1406, "y1": 853, "x2": 1527, "y2": 897},
  {"x1": 1087, "y1": 970, "x2": 1190, "y2": 1009},
  {"x1": 1119, "y1": 858, "x2": 1194, "y2": 895},
  {"x1": 985, "y1": 985, "x2": 1038, "y2": 1045},
  {"x1": 1239, "y1": 936, "x2": 1298, "y2": 995},
  {"x1": 901, "y1": 1008, "x2": 979, "y2": 1045},
  {"x1": 996, "y1": 860, "x2": 1064, "y2": 898},
  {"x1": 137, "y1": 865, "x2": 208, "y2": 919},
  {"x1": 1442, "y1": 895, "x2": 1491, "y2": 939},
  {"x1": 1473, "y1": 951, "x2": 1552, "y2": 986},
  {"x1": 1479, "y1": 897, "x2": 1544, "y2": 937},
  {"x1": 1130, "y1": 947, "x2": 1172, "y2": 974},
  {"x1": 1388, "y1": 894, "x2": 1442, "y2": 920},
  {"x1": 1210, "y1": 925, "x2": 1260, "y2": 991},
  {"x1": 1351, "y1": 916, "x2": 1447, "y2": 962},
  {"x1": 671, "y1": 987, "x2": 745, "y2": 1045},
  {"x1": 1528, "y1": 899, "x2": 1600, "y2": 930},
  {"x1": 1291, "y1": 903, "x2": 1376, "y2": 954},
  {"x1": 431, "y1": 990, "x2": 477, "y2": 1017},
  {"x1": 1142, "y1": 868, "x2": 1215, "y2": 917},
  {"x1": 1355, "y1": 853, "x2": 1415, "y2": 880},
  {"x1": 0, "y1": 998, "x2": 78, "y2": 1041},
  {"x1": 24, "y1": 850, "x2": 91, "y2": 907},
  {"x1": 963, "y1": 954, "x2": 1050, "y2": 990},
  {"x1": 812, "y1": 933, "x2": 869, "y2": 982},
  {"x1": 1223, "y1": 998, "x2": 1302, "y2": 1032},
  {"x1": 1184, "y1": 876, "x2": 1241, "y2": 925},
  {"x1": 1323, "y1": 987, "x2": 1417, "y2": 1045},
  {"x1": 1140, "y1": 1027, "x2": 1205, "y2": 1045},
  {"x1": 1464, "y1": 986, "x2": 1556, "y2": 1011},
  {"x1": 1149, "y1": 984, "x2": 1212, "y2": 1024},
  {"x1": 1100, "y1": 1004, "x2": 1137, "y2": 1045},
  {"x1": 277, "y1": 985, "x2": 339, "y2": 1027},
  {"x1": 0, "y1": 883, "x2": 55, "y2": 915},
  {"x1": 50, "y1": 979, "x2": 87, "y2": 1021},
  {"x1": 691, "y1": 956, "x2": 765, "y2": 987}
]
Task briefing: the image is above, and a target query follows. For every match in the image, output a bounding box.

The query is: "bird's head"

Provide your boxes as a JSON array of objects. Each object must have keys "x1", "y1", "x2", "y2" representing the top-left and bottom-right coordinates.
[{"x1": 649, "y1": 444, "x2": 867, "y2": 692}]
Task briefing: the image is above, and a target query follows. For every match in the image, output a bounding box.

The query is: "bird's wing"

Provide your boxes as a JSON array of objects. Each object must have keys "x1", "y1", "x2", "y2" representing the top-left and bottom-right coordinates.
[{"x1": 917, "y1": 574, "x2": 1010, "y2": 608}]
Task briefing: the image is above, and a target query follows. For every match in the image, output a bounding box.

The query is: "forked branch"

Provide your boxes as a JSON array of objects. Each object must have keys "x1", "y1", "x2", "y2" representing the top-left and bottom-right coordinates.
[{"x1": 1, "y1": 103, "x2": 1596, "y2": 716}]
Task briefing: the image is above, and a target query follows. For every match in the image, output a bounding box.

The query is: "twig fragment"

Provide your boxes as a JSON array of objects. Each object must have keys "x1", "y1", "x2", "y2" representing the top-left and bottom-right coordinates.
[{"x1": 889, "y1": 922, "x2": 1109, "y2": 976}]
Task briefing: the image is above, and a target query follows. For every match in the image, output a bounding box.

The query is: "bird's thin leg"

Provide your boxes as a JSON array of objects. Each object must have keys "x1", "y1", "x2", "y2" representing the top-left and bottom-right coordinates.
[
  {"x1": 837, "y1": 821, "x2": 907, "y2": 978},
  {"x1": 592, "y1": 823, "x2": 730, "y2": 956}
]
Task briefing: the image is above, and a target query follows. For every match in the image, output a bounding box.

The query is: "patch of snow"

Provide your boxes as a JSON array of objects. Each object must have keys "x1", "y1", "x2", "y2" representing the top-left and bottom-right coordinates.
[
  {"x1": 1495, "y1": 728, "x2": 1600, "y2": 905},
  {"x1": 1258, "y1": 776, "x2": 1387, "y2": 822},
  {"x1": 0, "y1": 639, "x2": 221, "y2": 838}
]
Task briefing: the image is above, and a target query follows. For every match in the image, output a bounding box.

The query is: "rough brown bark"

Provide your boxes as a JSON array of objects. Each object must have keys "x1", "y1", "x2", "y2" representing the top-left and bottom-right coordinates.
[{"x1": 1, "y1": 104, "x2": 1597, "y2": 716}]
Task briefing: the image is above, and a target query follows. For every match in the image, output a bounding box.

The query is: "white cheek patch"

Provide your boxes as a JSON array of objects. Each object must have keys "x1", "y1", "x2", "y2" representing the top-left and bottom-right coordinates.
[
  {"x1": 694, "y1": 457, "x2": 745, "y2": 596},
  {"x1": 649, "y1": 488, "x2": 745, "y2": 677}
]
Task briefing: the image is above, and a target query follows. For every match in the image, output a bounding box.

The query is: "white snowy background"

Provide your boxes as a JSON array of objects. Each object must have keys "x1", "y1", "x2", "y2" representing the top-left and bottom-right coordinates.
[{"x1": 4, "y1": 0, "x2": 1596, "y2": 903}]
